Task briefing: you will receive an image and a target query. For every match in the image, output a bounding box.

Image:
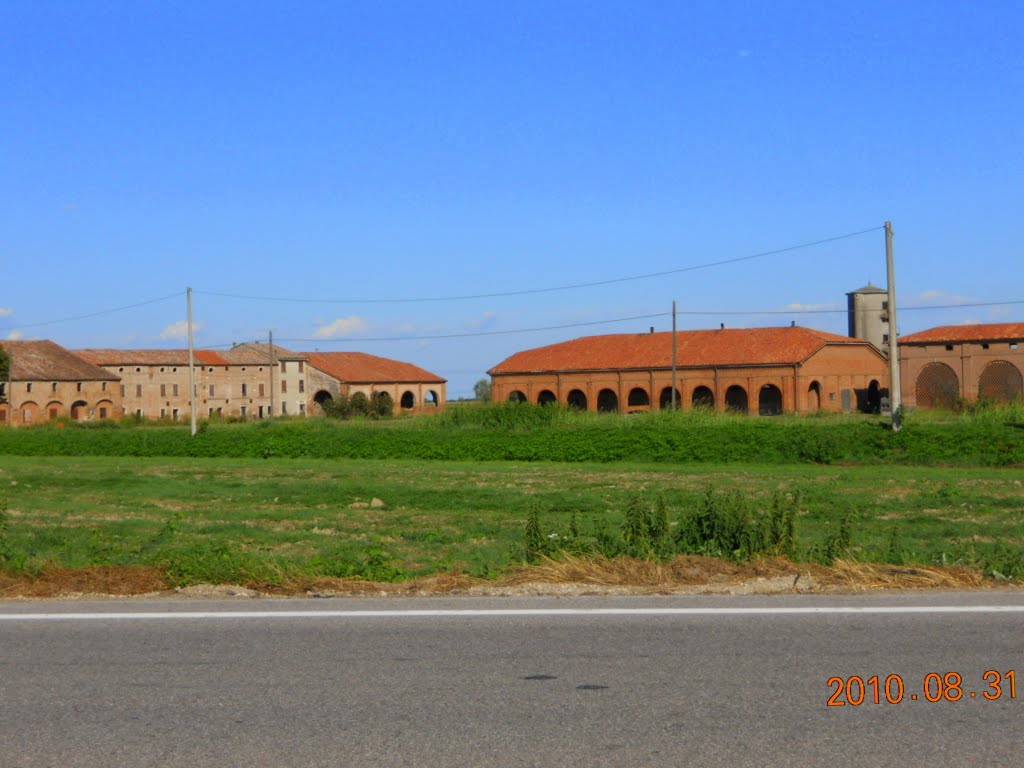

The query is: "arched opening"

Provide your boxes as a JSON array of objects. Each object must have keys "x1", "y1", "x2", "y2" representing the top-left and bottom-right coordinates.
[
  {"x1": 45, "y1": 401, "x2": 63, "y2": 421},
  {"x1": 725, "y1": 385, "x2": 748, "y2": 414},
  {"x1": 425, "y1": 390, "x2": 439, "y2": 407},
  {"x1": 866, "y1": 380, "x2": 881, "y2": 413},
  {"x1": 597, "y1": 388, "x2": 619, "y2": 413},
  {"x1": 537, "y1": 390, "x2": 557, "y2": 406},
  {"x1": 70, "y1": 400, "x2": 88, "y2": 420},
  {"x1": 313, "y1": 390, "x2": 333, "y2": 407},
  {"x1": 96, "y1": 399, "x2": 114, "y2": 420},
  {"x1": 915, "y1": 363, "x2": 959, "y2": 409},
  {"x1": 808, "y1": 381, "x2": 822, "y2": 412},
  {"x1": 691, "y1": 386, "x2": 715, "y2": 409},
  {"x1": 567, "y1": 389, "x2": 588, "y2": 410},
  {"x1": 979, "y1": 361, "x2": 1024, "y2": 404},
  {"x1": 508, "y1": 390, "x2": 527, "y2": 403},
  {"x1": 627, "y1": 387, "x2": 650, "y2": 410},
  {"x1": 658, "y1": 387, "x2": 681, "y2": 409},
  {"x1": 21, "y1": 401, "x2": 39, "y2": 424},
  {"x1": 400, "y1": 391, "x2": 416, "y2": 409},
  {"x1": 758, "y1": 385, "x2": 783, "y2": 416}
]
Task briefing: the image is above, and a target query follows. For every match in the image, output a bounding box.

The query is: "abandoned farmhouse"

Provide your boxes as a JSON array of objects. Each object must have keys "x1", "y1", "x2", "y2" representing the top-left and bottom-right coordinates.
[{"x1": 0, "y1": 341, "x2": 446, "y2": 426}]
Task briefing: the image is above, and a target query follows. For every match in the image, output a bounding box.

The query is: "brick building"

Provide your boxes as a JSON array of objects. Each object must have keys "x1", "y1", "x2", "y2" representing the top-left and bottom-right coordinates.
[
  {"x1": 898, "y1": 323, "x2": 1024, "y2": 408},
  {"x1": 488, "y1": 325, "x2": 889, "y2": 415},
  {"x1": 304, "y1": 352, "x2": 447, "y2": 413},
  {"x1": 0, "y1": 340, "x2": 122, "y2": 426},
  {"x1": 74, "y1": 345, "x2": 446, "y2": 420}
]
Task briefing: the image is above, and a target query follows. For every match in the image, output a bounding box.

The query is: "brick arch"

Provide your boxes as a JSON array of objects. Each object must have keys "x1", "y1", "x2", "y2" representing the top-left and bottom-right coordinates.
[
  {"x1": 537, "y1": 389, "x2": 557, "y2": 405},
  {"x1": 724, "y1": 385, "x2": 748, "y2": 414},
  {"x1": 691, "y1": 385, "x2": 714, "y2": 409},
  {"x1": 508, "y1": 390, "x2": 527, "y2": 403},
  {"x1": 566, "y1": 389, "x2": 587, "y2": 410},
  {"x1": 758, "y1": 384, "x2": 783, "y2": 416},
  {"x1": 808, "y1": 381, "x2": 822, "y2": 412},
  {"x1": 45, "y1": 400, "x2": 64, "y2": 420},
  {"x1": 978, "y1": 360, "x2": 1023, "y2": 404},
  {"x1": 21, "y1": 401, "x2": 39, "y2": 424},
  {"x1": 627, "y1": 387, "x2": 650, "y2": 410},
  {"x1": 915, "y1": 362, "x2": 959, "y2": 409},
  {"x1": 597, "y1": 388, "x2": 618, "y2": 413},
  {"x1": 658, "y1": 387, "x2": 680, "y2": 409}
]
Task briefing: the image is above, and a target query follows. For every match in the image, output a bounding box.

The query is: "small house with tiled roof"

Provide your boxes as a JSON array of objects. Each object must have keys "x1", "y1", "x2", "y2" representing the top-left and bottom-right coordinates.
[
  {"x1": 0, "y1": 340, "x2": 122, "y2": 426},
  {"x1": 488, "y1": 325, "x2": 889, "y2": 415},
  {"x1": 897, "y1": 323, "x2": 1024, "y2": 408},
  {"x1": 304, "y1": 352, "x2": 446, "y2": 412}
]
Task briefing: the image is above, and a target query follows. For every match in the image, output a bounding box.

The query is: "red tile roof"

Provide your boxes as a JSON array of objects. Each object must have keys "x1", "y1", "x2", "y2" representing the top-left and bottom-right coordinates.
[
  {"x1": 305, "y1": 352, "x2": 445, "y2": 384},
  {"x1": 488, "y1": 326, "x2": 873, "y2": 374},
  {"x1": 898, "y1": 323, "x2": 1024, "y2": 344},
  {"x1": 76, "y1": 348, "x2": 232, "y2": 366},
  {"x1": 2, "y1": 340, "x2": 121, "y2": 381}
]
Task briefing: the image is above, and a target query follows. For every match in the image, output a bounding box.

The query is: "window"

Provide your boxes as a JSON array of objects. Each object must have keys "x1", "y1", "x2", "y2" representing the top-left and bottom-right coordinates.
[
  {"x1": 99, "y1": 407, "x2": 107, "y2": 419},
  {"x1": 135, "y1": 367, "x2": 141, "y2": 373},
  {"x1": 120, "y1": 384, "x2": 126, "y2": 397},
  {"x1": 26, "y1": 382, "x2": 32, "y2": 393},
  {"x1": 282, "y1": 401, "x2": 288, "y2": 414},
  {"x1": 209, "y1": 384, "x2": 215, "y2": 397},
  {"x1": 945, "y1": 344, "x2": 954, "y2": 351},
  {"x1": 282, "y1": 380, "x2": 287, "y2": 393},
  {"x1": 135, "y1": 409, "x2": 142, "y2": 417},
  {"x1": 160, "y1": 384, "x2": 167, "y2": 397},
  {"x1": 101, "y1": 382, "x2": 107, "y2": 391},
  {"x1": 298, "y1": 361, "x2": 304, "y2": 373},
  {"x1": 259, "y1": 383, "x2": 265, "y2": 396},
  {"x1": 240, "y1": 406, "x2": 247, "y2": 417},
  {"x1": 23, "y1": 408, "x2": 32, "y2": 423},
  {"x1": 52, "y1": 382, "x2": 58, "y2": 392},
  {"x1": 172, "y1": 408, "x2": 179, "y2": 420},
  {"x1": 49, "y1": 408, "x2": 58, "y2": 420},
  {"x1": 173, "y1": 384, "x2": 179, "y2": 397},
  {"x1": 241, "y1": 383, "x2": 247, "y2": 396},
  {"x1": 76, "y1": 382, "x2": 83, "y2": 392},
  {"x1": 160, "y1": 408, "x2": 166, "y2": 418},
  {"x1": 299, "y1": 402, "x2": 305, "y2": 414},
  {"x1": 298, "y1": 380, "x2": 305, "y2": 393},
  {"x1": 982, "y1": 343, "x2": 990, "y2": 350},
  {"x1": 160, "y1": 367, "x2": 165, "y2": 372},
  {"x1": 135, "y1": 384, "x2": 142, "y2": 397}
]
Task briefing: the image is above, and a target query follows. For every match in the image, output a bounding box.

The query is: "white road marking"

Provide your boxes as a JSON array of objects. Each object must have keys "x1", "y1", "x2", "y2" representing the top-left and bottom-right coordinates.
[{"x1": 1, "y1": 606, "x2": 1023, "y2": 621}]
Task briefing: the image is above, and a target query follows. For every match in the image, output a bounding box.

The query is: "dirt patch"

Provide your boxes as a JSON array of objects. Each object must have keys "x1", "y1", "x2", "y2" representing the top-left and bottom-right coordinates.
[{"x1": 0, "y1": 556, "x2": 1009, "y2": 600}]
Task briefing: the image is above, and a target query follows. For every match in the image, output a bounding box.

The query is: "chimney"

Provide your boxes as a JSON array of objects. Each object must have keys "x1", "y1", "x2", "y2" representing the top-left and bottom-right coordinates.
[
  {"x1": 649, "y1": 327, "x2": 654, "y2": 334},
  {"x1": 720, "y1": 323, "x2": 725, "y2": 330}
]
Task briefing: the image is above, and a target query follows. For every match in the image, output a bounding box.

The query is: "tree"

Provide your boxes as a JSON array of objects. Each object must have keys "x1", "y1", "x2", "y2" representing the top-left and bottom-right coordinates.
[
  {"x1": 473, "y1": 378, "x2": 491, "y2": 403},
  {"x1": 0, "y1": 345, "x2": 9, "y2": 404}
]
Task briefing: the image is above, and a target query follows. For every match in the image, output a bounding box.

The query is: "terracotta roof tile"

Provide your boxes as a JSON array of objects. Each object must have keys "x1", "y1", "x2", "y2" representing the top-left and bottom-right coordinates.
[
  {"x1": 898, "y1": 323, "x2": 1024, "y2": 344},
  {"x1": 75, "y1": 348, "x2": 232, "y2": 366},
  {"x1": 2, "y1": 340, "x2": 121, "y2": 381},
  {"x1": 488, "y1": 326, "x2": 870, "y2": 374},
  {"x1": 305, "y1": 352, "x2": 445, "y2": 384},
  {"x1": 220, "y1": 343, "x2": 305, "y2": 365}
]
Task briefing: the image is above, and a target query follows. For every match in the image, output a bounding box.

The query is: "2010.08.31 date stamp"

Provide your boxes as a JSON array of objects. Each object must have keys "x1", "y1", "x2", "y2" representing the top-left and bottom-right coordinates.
[{"x1": 827, "y1": 670, "x2": 1016, "y2": 706}]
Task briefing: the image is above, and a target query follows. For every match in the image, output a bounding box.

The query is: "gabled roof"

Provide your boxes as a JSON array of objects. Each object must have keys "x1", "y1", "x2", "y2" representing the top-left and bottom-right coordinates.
[
  {"x1": 488, "y1": 326, "x2": 873, "y2": 375},
  {"x1": 220, "y1": 343, "x2": 306, "y2": 365},
  {"x1": 75, "y1": 348, "x2": 230, "y2": 366},
  {"x1": 2, "y1": 340, "x2": 121, "y2": 382},
  {"x1": 898, "y1": 323, "x2": 1024, "y2": 345},
  {"x1": 305, "y1": 352, "x2": 445, "y2": 384}
]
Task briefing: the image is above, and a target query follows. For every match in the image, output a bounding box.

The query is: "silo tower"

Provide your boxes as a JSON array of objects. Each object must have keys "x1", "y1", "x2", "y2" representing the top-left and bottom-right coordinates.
[{"x1": 847, "y1": 284, "x2": 889, "y2": 355}]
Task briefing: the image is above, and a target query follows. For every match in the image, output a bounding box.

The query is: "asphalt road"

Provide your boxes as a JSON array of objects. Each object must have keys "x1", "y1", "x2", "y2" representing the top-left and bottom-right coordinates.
[{"x1": 2, "y1": 593, "x2": 1023, "y2": 767}]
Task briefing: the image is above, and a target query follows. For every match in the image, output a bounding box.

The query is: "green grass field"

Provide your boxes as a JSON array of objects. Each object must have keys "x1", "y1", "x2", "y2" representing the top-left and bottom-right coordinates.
[{"x1": 2, "y1": 454, "x2": 1023, "y2": 586}]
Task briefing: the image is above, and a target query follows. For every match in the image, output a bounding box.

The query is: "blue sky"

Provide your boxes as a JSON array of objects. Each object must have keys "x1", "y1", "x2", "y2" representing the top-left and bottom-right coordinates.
[{"x1": 2, "y1": 1, "x2": 1021, "y2": 396}]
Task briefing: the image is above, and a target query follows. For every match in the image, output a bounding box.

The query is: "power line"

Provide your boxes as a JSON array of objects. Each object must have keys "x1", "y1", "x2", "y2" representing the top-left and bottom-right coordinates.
[
  {"x1": 195, "y1": 226, "x2": 882, "y2": 305},
  {"x1": 0, "y1": 291, "x2": 184, "y2": 331}
]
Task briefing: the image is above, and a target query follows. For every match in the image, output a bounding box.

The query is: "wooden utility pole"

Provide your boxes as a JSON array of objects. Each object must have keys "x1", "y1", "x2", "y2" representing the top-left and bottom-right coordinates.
[
  {"x1": 187, "y1": 287, "x2": 198, "y2": 436},
  {"x1": 671, "y1": 300, "x2": 678, "y2": 409},
  {"x1": 885, "y1": 221, "x2": 902, "y2": 431}
]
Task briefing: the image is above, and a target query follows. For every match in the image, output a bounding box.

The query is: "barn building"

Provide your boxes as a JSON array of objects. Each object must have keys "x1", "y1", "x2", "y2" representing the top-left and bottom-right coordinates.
[
  {"x1": 0, "y1": 340, "x2": 122, "y2": 426},
  {"x1": 304, "y1": 352, "x2": 447, "y2": 413},
  {"x1": 488, "y1": 325, "x2": 889, "y2": 415},
  {"x1": 898, "y1": 323, "x2": 1024, "y2": 408}
]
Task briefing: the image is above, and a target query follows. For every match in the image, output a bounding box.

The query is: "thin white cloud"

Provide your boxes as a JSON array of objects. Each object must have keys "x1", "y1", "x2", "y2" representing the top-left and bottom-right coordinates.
[
  {"x1": 915, "y1": 290, "x2": 973, "y2": 304},
  {"x1": 955, "y1": 318, "x2": 981, "y2": 326},
  {"x1": 464, "y1": 311, "x2": 498, "y2": 330},
  {"x1": 0, "y1": 307, "x2": 12, "y2": 318},
  {"x1": 6, "y1": 330, "x2": 24, "y2": 340},
  {"x1": 785, "y1": 302, "x2": 841, "y2": 312},
  {"x1": 313, "y1": 316, "x2": 367, "y2": 339},
  {"x1": 159, "y1": 320, "x2": 203, "y2": 340}
]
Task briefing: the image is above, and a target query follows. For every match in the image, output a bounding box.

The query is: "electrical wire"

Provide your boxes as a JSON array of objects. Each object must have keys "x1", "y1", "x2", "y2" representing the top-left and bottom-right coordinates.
[
  {"x1": 194, "y1": 226, "x2": 882, "y2": 305},
  {"x1": 0, "y1": 291, "x2": 184, "y2": 331}
]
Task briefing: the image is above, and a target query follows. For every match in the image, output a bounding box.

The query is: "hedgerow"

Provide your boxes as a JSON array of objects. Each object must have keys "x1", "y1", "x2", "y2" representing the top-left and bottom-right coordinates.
[{"x1": 0, "y1": 405, "x2": 1021, "y2": 466}]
